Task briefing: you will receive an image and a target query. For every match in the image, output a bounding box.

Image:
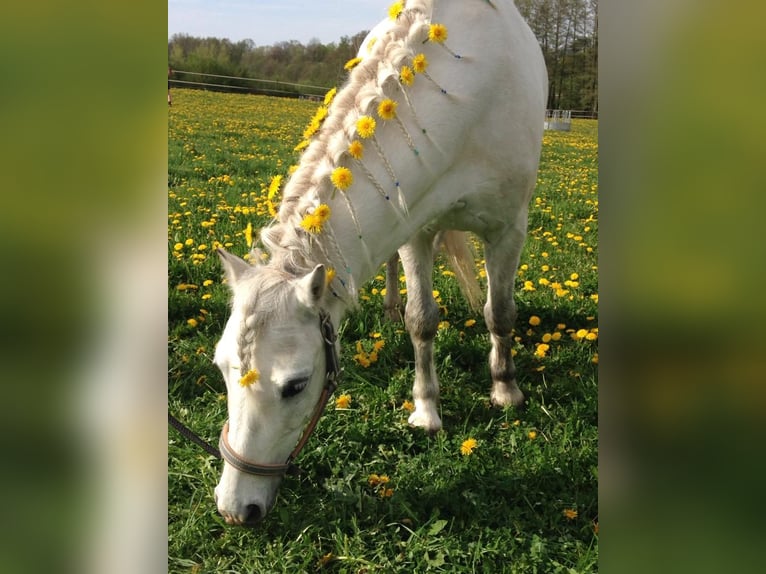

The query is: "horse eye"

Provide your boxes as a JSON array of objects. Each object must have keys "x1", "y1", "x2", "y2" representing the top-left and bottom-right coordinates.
[{"x1": 281, "y1": 376, "x2": 310, "y2": 399}]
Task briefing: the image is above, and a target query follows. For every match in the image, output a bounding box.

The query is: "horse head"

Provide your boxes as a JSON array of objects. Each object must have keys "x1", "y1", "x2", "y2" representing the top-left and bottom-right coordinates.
[{"x1": 212, "y1": 248, "x2": 337, "y2": 525}]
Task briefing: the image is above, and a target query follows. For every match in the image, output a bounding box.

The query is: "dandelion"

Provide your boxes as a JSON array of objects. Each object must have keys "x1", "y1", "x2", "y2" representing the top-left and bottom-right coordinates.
[
  {"x1": 464, "y1": 319, "x2": 477, "y2": 327},
  {"x1": 348, "y1": 139, "x2": 364, "y2": 160},
  {"x1": 460, "y1": 438, "x2": 478, "y2": 456},
  {"x1": 574, "y1": 328, "x2": 589, "y2": 341},
  {"x1": 184, "y1": 238, "x2": 194, "y2": 246},
  {"x1": 377, "y1": 98, "x2": 398, "y2": 120},
  {"x1": 294, "y1": 139, "x2": 310, "y2": 152},
  {"x1": 323, "y1": 87, "x2": 337, "y2": 106},
  {"x1": 245, "y1": 222, "x2": 253, "y2": 248},
  {"x1": 344, "y1": 57, "x2": 362, "y2": 71},
  {"x1": 563, "y1": 508, "x2": 578, "y2": 520},
  {"x1": 300, "y1": 213, "x2": 324, "y2": 234},
  {"x1": 186, "y1": 318, "x2": 198, "y2": 328},
  {"x1": 314, "y1": 204, "x2": 331, "y2": 221},
  {"x1": 325, "y1": 267, "x2": 336, "y2": 286},
  {"x1": 534, "y1": 343, "x2": 550, "y2": 358},
  {"x1": 412, "y1": 53, "x2": 428, "y2": 74},
  {"x1": 268, "y1": 175, "x2": 283, "y2": 199},
  {"x1": 173, "y1": 242, "x2": 183, "y2": 251},
  {"x1": 388, "y1": 1, "x2": 403, "y2": 20},
  {"x1": 202, "y1": 279, "x2": 214, "y2": 287},
  {"x1": 239, "y1": 369, "x2": 260, "y2": 387},
  {"x1": 428, "y1": 23, "x2": 448, "y2": 43},
  {"x1": 400, "y1": 65, "x2": 414, "y2": 86},
  {"x1": 331, "y1": 166, "x2": 353, "y2": 190},
  {"x1": 335, "y1": 393, "x2": 352, "y2": 409},
  {"x1": 528, "y1": 430, "x2": 537, "y2": 440},
  {"x1": 356, "y1": 115, "x2": 377, "y2": 138},
  {"x1": 402, "y1": 400, "x2": 415, "y2": 412},
  {"x1": 529, "y1": 315, "x2": 541, "y2": 326}
]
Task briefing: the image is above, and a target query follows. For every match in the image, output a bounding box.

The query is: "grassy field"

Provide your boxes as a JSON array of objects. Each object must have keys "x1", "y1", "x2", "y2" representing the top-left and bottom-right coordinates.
[{"x1": 168, "y1": 88, "x2": 598, "y2": 573}]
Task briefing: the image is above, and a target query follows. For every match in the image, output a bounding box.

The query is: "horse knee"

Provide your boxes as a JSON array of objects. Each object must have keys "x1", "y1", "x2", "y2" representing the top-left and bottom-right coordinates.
[{"x1": 405, "y1": 298, "x2": 439, "y2": 341}]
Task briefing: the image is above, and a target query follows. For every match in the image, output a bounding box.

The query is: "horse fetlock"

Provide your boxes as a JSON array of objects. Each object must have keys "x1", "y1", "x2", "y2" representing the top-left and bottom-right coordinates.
[
  {"x1": 490, "y1": 380, "x2": 525, "y2": 408},
  {"x1": 407, "y1": 399, "x2": 442, "y2": 433}
]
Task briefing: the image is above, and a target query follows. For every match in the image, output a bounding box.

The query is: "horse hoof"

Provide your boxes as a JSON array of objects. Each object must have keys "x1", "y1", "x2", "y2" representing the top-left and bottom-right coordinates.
[{"x1": 490, "y1": 382, "x2": 525, "y2": 408}]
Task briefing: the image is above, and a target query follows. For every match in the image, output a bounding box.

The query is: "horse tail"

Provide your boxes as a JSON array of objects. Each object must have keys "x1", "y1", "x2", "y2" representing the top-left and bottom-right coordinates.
[{"x1": 439, "y1": 230, "x2": 484, "y2": 314}]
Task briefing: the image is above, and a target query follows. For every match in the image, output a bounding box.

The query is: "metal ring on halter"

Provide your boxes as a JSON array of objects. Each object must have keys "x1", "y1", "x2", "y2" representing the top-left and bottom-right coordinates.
[{"x1": 218, "y1": 310, "x2": 340, "y2": 477}]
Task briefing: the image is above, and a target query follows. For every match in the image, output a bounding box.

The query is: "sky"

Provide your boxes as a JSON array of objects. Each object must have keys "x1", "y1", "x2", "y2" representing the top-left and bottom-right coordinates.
[{"x1": 168, "y1": 0, "x2": 387, "y2": 46}]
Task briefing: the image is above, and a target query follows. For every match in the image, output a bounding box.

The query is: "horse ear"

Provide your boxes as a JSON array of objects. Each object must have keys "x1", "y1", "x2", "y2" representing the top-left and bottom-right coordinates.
[
  {"x1": 217, "y1": 248, "x2": 252, "y2": 287},
  {"x1": 296, "y1": 264, "x2": 327, "y2": 309}
]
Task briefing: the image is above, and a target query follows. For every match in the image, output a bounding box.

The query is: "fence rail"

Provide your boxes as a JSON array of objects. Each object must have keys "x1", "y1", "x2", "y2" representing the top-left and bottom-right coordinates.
[{"x1": 169, "y1": 69, "x2": 331, "y2": 99}]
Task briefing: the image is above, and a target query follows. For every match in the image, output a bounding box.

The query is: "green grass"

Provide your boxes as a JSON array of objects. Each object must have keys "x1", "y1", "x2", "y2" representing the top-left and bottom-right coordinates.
[{"x1": 168, "y1": 88, "x2": 598, "y2": 573}]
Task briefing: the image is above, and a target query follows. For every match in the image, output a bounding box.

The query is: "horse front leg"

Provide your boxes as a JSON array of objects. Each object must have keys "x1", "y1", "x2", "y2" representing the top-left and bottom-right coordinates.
[{"x1": 399, "y1": 233, "x2": 442, "y2": 433}]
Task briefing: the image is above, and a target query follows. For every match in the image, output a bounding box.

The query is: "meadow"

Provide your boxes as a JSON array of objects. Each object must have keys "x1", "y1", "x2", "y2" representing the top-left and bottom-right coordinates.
[{"x1": 168, "y1": 87, "x2": 598, "y2": 573}]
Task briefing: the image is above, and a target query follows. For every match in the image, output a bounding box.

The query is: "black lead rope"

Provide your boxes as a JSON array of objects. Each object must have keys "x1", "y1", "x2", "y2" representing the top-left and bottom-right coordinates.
[{"x1": 168, "y1": 412, "x2": 222, "y2": 459}]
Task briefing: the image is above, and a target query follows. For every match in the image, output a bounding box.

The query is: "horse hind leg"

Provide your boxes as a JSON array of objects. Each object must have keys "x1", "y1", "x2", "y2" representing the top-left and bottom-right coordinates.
[
  {"x1": 483, "y1": 224, "x2": 528, "y2": 408},
  {"x1": 383, "y1": 254, "x2": 403, "y2": 322},
  {"x1": 399, "y1": 233, "x2": 442, "y2": 433}
]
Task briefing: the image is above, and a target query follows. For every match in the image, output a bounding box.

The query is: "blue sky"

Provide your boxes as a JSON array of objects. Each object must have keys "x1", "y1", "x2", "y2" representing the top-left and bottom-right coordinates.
[{"x1": 168, "y1": 0, "x2": 387, "y2": 46}]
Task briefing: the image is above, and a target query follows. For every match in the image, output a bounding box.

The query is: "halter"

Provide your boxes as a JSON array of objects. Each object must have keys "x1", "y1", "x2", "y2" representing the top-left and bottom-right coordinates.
[{"x1": 218, "y1": 310, "x2": 340, "y2": 477}]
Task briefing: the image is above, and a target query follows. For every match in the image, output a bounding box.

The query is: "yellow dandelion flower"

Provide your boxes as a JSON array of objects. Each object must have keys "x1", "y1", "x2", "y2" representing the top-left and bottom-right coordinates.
[
  {"x1": 464, "y1": 319, "x2": 477, "y2": 327},
  {"x1": 202, "y1": 279, "x2": 214, "y2": 287},
  {"x1": 402, "y1": 400, "x2": 415, "y2": 412},
  {"x1": 325, "y1": 267, "x2": 336, "y2": 286},
  {"x1": 529, "y1": 315, "x2": 541, "y2": 326},
  {"x1": 412, "y1": 53, "x2": 428, "y2": 73},
  {"x1": 239, "y1": 369, "x2": 260, "y2": 387},
  {"x1": 388, "y1": 1, "x2": 403, "y2": 20},
  {"x1": 372, "y1": 339, "x2": 385, "y2": 352},
  {"x1": 592, "y1": 353, "x2": 599, "y2": 364},
  {"x1": 348, "y1": 139, "x2": 364, "y2": 159},
  {"x1": 335, "y1": 393, "x2": 352, "y2": 409},
  {"x1": 184, "y1": 238, "x2": 194, "y2": 246},
  {"x1": 428, "y1": 23, "x2": 448, "y2": 43},
  {"x1": 460, "y1": 438, "x2": 478, "y2": 456},
  {"x1": 534, "y1": 343, "x2": 550, "y2": 358},
  {"x1": 312, "y1": 105, "x2": 329, "y2": 123},
  {"x1": 303, "y1": 118, "x2": 321, "y2": 139},
  {"x1": 344, "y1": 57, "x2": 362, "y2": 70},
  {"x1": 528, "y1": 430, "x2": 537, "y2": 440},
  {"x1": 267, "y1": 175, "x2": 283, "y2": 199},
  {"x1": 294, "y1": 139, "x2": 310, "y2": 152},
  {"x1": 563, "y1": 508, "x2": 578, "y2": 520},
  {"x1": 575, "y1": 328, "x2": 589, "y2": 341},
  {"x1": 400, "y1": 65, "x2": 414, "y2": 86},
  {"x1": 377, "y1": 98, "x2": 398, "y2": 120},
  {"x1": 323, "y1": 87, "x2": 337, "y2": 106},
  {"x1": 314, "y1": 203, "x2": 331, "y2": 221},
  {"x1": 356, "y1": 115, "x2": 377, "y2": 138},
  {"x1": 173, "y1": 242, "x2": 183, "y2": 251},
  {"x1": 300, "y1": 213, "x2": 324, "y2": 234},
  {"x1": 331, "y1": 166, "x2": 353, "y2": 190},
  {"x1": 186, "y1": 318, "x2": 198, "y2": 328},
  {"x1": 245, "y1": 222, "x2": 253, "y2": 248}
]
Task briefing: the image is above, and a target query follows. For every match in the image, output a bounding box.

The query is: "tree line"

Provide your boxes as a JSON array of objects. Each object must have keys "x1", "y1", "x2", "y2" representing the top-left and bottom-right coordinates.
[{"x1": 168, "y1": 0, "x2": 597, "y2": 112}]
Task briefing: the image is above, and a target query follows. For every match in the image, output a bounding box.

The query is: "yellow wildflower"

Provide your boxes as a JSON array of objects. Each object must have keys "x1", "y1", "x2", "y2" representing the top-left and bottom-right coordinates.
[
  {"x1": 356, "y1": 115, "x2": 377, "y2": 138},
  {"x1": 529, "y1": 315, "x2": 541, "y2": 326},
  {"x1": 563, "y1": 508, "x2": 578, "y2": 520},
  {"x1": 239, "y1": 369, "x2": 260, "y2": 387},
  {"x1": 388, "y1": 1, "x2": 403, "y2": 20},
  {"x1": 202, "y1": 279, "x2": 214, "y2": 287},
  {"x1": 460, "y1": 438, "x2": 478, "y2": 456},
  {"x1": 464, "y1": 319, "x2": 477, "y2": 327},
  {"x1": 294, "y1": 139, "x2": 310, "y2": 152},
  {"x1": 245, "y1": 222, "x2": 253, "y2": 248},
  {"x1": 344, "y1": 57, "x2": 362, "y2": 70},
  {"x1": 534, "y1": 343, "x2": 550, "y2": 358},
  {"x1": 335, "y1": 393, "x2": 352, "y2": 409},
  {"x1": 186, "y1": 318, "x2": 198, "y2": 328},
  {"x1": 377, "y1": 98, "x2": 398, "y2": 120},
  {"x1": 528, "y1": 430, "x2": 537, "y2": 440},
  {"x1": 412, "y1": 53, "x2": 428, "y2": 73},
  {"x1": 402, "y1": 400, "x2": 415, "y2": 412},
  {"x1": 323, "y1": 87, "x2": 337, "y2": 106},
  {"x1": 314, "y1": 203, "x2": 331, "y2": 221},
  {"x1": 173, "y1": 242, "x2": 183, "y2": 251},
  {"x1": 267, "y1": 175, "x2": 283, "y2": 199},
  {"x1": 325, "y1": 267, "x2": 336, "y2": 286},
  {"x1": 400, "y1": 65, "x2": 414, "y2": 86},
  {"x1": 348, "y1": 140, "x2": 364, "y2": 160},
  {"x1": 330, "y1": 166, "x2": 353, "y2": 190},
  {"x1": 428, "y1": 23, "x2": 448, "y2": 43},
  {"x1": 300, "y1": 213, "x2": 324, "y2": 234}
]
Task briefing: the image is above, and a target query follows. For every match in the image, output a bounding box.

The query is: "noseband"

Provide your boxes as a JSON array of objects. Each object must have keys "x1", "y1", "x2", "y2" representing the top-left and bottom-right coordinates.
[{"x1": 218, "y1": 310, "x2": 340, "y2": 477}]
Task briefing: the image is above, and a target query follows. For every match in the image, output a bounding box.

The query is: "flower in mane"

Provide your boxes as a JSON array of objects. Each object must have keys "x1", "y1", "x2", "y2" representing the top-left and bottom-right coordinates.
[
  {"x1": 388, "y1": 1, "x2": 403, "y2": 20},
  {"x1": 331, "y1": 166, "x2": 353, "y2": 190},
  {"x1": 412, "y1": 53, "x2": 429, "y2": 74},
  {"x1": 303, "y1": 117, "x2": 321, "y2": 140},
  {"x1": 356, "y1": 116, "x2": 377, "y2": 139},
  {"x1": 294, "y1": 139, "x2": 310, "y2": 152},
  {"x1": 428, "y1": 23, "x2": 448, "y2": 43},
  {"x1": 324, "y1": 87, "x2": 337, "y2": 106},
  {"x1": 377, "y1": 99, "x2": 398, "y2": 120},
  {"x1": 400, "y1": 65, "x2": 414, "y2": 86},
  {"x1": 344, "y1": 57, "x2": 362, "y2": 71},
  {"x1": 348, "y1": 140, "x2": 364, "y2": 160},
  {"x1": 312, "y1": 105, "x2": 329, "y2": 124},
  {"x1": 239, "y1": 369, "x2": 260, "y2": 387},
  {"x1": 299, "y1": 203, "x2": 331, "y2": 234},
  {"x1": 325, "y1": 267, "x2": 336, "y2": 286}
]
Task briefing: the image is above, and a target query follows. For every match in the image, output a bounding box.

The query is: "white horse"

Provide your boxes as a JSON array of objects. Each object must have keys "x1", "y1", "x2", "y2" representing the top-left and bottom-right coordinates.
[{"x1": 213, "y1": 0, "x2": 547, "y2": 525}]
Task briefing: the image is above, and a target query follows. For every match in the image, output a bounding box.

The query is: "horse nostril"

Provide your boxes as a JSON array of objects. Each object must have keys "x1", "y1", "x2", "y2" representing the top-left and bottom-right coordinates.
[{"x1": 244, "y1": 504, "x2": 262, "y2": 525}]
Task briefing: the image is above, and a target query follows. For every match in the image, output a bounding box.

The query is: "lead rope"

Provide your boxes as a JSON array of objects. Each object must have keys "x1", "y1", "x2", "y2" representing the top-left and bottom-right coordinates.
[{"x1": 168, "y1": 411, "x2": 221, "y2": 459}]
